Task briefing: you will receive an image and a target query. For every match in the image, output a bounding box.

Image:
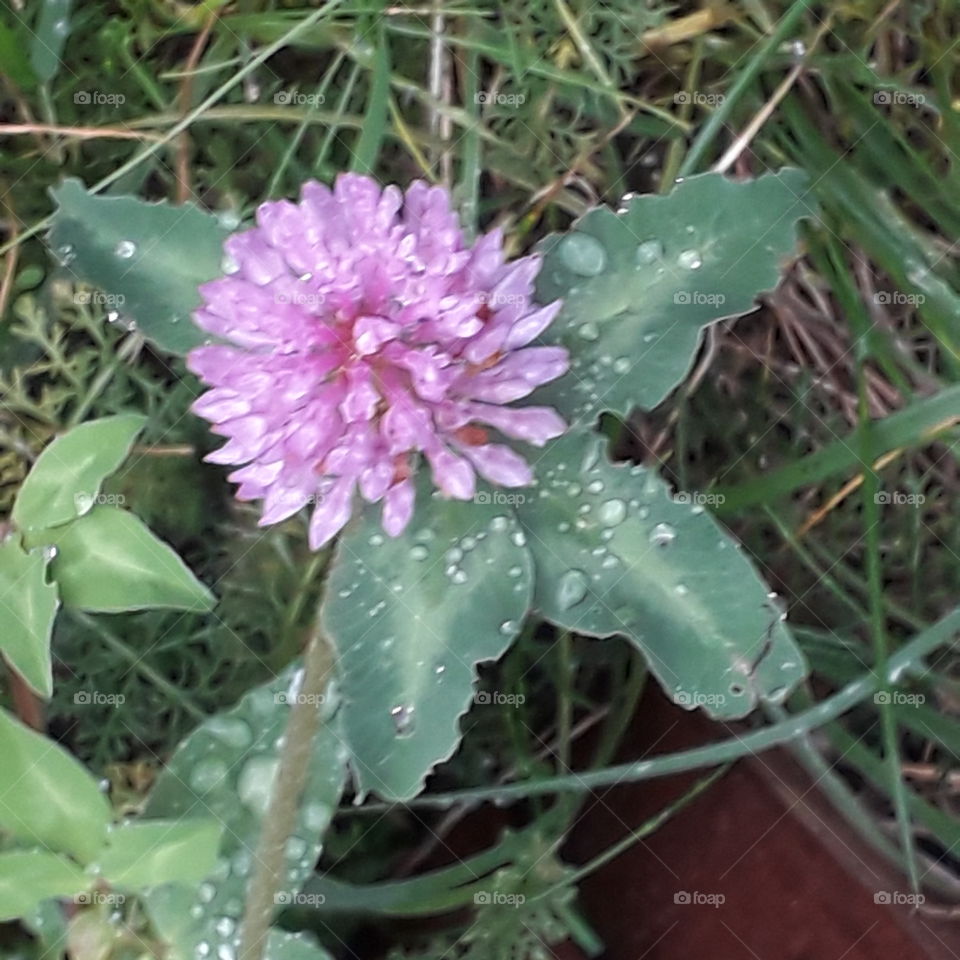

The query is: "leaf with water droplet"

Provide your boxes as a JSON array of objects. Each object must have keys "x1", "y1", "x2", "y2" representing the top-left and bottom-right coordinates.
[
  {"x1": 143, "y1": 664, "x2": 346, "y2": 960},
  {"x1": 321, "y1": 479, "x2": 534, "y2": 800},
  {"x1": 48, "y1": 180, "x2": 231, "y2": 354},
  {"x1": 0, "y1": 538, "x2": 59, "y2": 697},
  {"x1": 12, "y1": 414, "x2": 146, "y2": 532},
  {"x1": 532, "y1": 170, "x2": 812, "y2": 423},
  {"x1": 516, "y1": 429, "x2": 808, "y2": 719}
]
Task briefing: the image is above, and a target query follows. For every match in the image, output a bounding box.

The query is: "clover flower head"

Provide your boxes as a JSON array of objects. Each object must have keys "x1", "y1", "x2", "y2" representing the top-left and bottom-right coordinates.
[{"x1": 188, "y1": 174, "x2": 569, "y2": 548}]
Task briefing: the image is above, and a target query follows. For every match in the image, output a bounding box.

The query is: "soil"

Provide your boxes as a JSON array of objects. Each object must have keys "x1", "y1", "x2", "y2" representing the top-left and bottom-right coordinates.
[{"x1": 566, "y1": 688, "x2": 960, "y2": 960}]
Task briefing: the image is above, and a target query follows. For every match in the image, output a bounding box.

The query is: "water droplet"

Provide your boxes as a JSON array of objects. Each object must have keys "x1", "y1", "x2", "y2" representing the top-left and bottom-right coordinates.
[
  {"x1": 677, "y1": 248, "x2": 702, "y2": 269},
  {"x1": 675, "y1": 583, "x2": 689, "y2": 596},
  {"x1": 199, "y1": 882, "x2": 217, "y2": 904},
  {"x1": 303, "y1": 801, "x2": 332, "y2": 832},
  {"x1": 511, "y1": 530, "x2": 526, "y2": 547},
  {"x1": 578, "y1": 321, "x2": 600, "y2": 341},
  {"x1": 190, "y1": 759, "x2": 229, "y2": 794},
  {"x1": 198, "y1": 942, "x2": 212, "y2": 958},
  {"x1": 285, "y1": 837, "x2": 308, "y2": 860},
  {"x1": 445, "y1": 547, "x2": 463, "y2": 564},
  {"x1": 556, "y1": 569, "x2": 589, "y2": 610},
  {"x1": 221, "y1": 253, "x2": 240, "y2": 275},
  {"x1": 499, "y1": 620, "x2": 519, "y2": 635},
  {"x1": 410, "y1": 544, "x2": 428, "y2": 561},
  {"x1": 56, "y1": 243, "x2": 75, "y2": 266},
  {"x1": 490, "y1": 515, "x2": 509, "y2": 532},
  {"x1": 215, "y1": 917, "x2": 235, "y2": 938},
  {"x1": 649, "y1": 522, "x2": 676, "y2": 547},
  {"x1": 586, "y1": 479, "x2": 604, "y2": 495},
  {"x1": 635, "y1": 239, "x2": 663, "y2": 265},
  {"x1": 451, "y1": 569, "x2": 468, "y2": 584},
  {"x1": 237, "y1": 757, "x2": 280, "y2": 817},
  {"x1": 598, "y1": 498, "x2": 627, "y2": 526},
  {"x1": 391, "y1": 704, "x2": 416, "y2": 737},
  {"x1": 115, "y1": 240, "x2": 137, "y2": 259},
  {"x1": 508, "y1": 565, "x2": 523, "y2": 578},
  {"x1": 206, "y1": 717, "x2": 252, "y2": 750},
  {"x1": 434, "y1": 663, "x2": 446, "y2": 675},
  {"x1": 368, "y1": 533, "x2": 384, "y2": 546},
  {"x1": 613, "y1": 357, "x2": 631, "y2": 374},
  {"x1": 560, "y1": 233, "x2": 607, "y2": 276}
]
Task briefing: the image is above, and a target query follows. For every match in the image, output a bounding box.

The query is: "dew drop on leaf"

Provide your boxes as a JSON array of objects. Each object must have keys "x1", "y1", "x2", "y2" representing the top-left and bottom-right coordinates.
[
  {"x1": 598, "y1": 498, "x2": 627, "y2": 526},
  {"x1": 560, "y1": 233, "x2": 607, "y2": 276},
  {"x1": 237, "y1": 756, "x2": 280, "y2": 817},
  {"x1": 115, "y1": 240, "x2": 137, "y2": 259},
  {"x1": 578, "y1": 321, "x2": 600, "y2": 341},
  {"x1": 390, "y1": 704, "x2": 416, "y2": 737},
  {"x1": 189, "y1": 759, "x2": 229, "y2": 794},
  {"x1": 556, "y1": 569, "x2": 589, "y2": 610},
  {"x1": 649, "y1": 522, "x2": 677, "y2": 547},
  {"x1": 206, "y1": 717, "x2": 252, "y2": 750},
  {"x1": 635, "y1": 239, "x2": 663, "y2": 265},
  {"x1": 677, "y1": 248, "x2": 703, "y2": 269}
]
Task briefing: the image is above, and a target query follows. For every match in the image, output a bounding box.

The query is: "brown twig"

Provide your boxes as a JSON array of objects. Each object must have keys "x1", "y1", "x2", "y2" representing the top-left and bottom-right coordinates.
[{"x1": 175, "y1": 11, "x2": 220, "y2": 204}]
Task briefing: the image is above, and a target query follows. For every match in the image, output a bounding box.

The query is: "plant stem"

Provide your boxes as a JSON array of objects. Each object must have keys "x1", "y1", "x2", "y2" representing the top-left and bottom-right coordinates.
[{"x1": 238, "y1": 629, "x2": 334, "y2": 960}]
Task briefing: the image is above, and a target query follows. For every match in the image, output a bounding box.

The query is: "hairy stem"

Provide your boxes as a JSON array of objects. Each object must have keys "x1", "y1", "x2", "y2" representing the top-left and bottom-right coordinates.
[{"x1": 238, "y1": 629, "x2": 334, "y2": 960}]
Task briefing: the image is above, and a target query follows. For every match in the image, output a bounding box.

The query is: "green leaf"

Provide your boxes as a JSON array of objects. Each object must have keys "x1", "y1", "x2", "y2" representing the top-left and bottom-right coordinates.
[
  {"x1": 0, "y1": 850, "x2": 87, "y2": 922},
  {"x1": 28, "y1": 0, "x2": 72, "y2": 83},
  {"x1": 143, "y1": 665, "x2": 347, "y2": 960},
  {"x1": 37, "y1": 506, "x2": 215, "y2": 613},
  {"x1": 96, "y1": 820, "x2": 223, "y2": 891},
  {"x1": 515, "y1": 429, "x2": 807, "y2": 719},
  {"x1": 0, "y1": 22, "x2": 36, "y2": 88},
  {"x1": 321, "y1": 485, "x2": 534, "y2": 801},
  {"x1": 49, "y1": 179, "x2": 231, "y2": 354},
  {"x1": 534, "y1": 170, "x2": 811, "y2": 423},
  {"x1": 0, "y1": 708, "x2": 111, "y2": 863},
  {"x1": 0, "y1": 539, "x2": 59, "y2": 697},
  {"x1": 12, "y1": 414, "x2": 146, "y2": 532}
]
